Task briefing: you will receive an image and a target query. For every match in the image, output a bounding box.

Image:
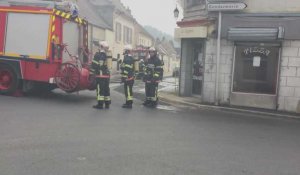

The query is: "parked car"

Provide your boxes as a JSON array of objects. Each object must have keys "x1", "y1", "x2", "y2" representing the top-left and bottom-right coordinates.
[{"x1": 172, "y1": 67, "x2": 180, "y2": 77}]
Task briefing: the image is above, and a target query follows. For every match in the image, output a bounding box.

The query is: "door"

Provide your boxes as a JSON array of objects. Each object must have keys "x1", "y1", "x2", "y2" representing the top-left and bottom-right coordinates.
[
  {"x1": 230, "y1": 42, "x2": 280, "y2": 109},
  {"x1": 192, "y1": 40, "x2": 204, "y2": 95}
]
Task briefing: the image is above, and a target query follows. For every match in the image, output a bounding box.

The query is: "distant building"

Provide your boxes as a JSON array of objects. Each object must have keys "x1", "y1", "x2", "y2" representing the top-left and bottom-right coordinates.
[
  {"x1": 88, "y1": 0, "x2": 154, "y2": 73},
  {"x1": 175, "y1": 0, "x2": 300, "y2": 113},
  {"x1": 77, "y1": 0, "x2": 113, "y2": 55}
]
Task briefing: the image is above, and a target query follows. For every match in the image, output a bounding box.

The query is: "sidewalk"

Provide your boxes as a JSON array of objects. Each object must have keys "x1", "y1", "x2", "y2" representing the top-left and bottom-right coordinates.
[{"x1": 158, "y1": 92, "x2": 300, "y2": 120}]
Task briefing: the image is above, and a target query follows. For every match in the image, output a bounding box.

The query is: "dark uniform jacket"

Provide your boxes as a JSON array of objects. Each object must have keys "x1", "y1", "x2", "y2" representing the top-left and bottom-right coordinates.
[
  {"x1": 121, "y1": 54, "x2": 135, "y2": 80},
  {"x1": 91, "y1": 51, "x2": 110, "y2": 78},
  {"x1": 144, "y1": 55, "x2": 163, "y2": 82}
]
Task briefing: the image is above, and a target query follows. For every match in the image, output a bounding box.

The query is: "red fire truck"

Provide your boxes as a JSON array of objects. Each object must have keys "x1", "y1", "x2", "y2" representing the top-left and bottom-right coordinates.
[{"x1": 0, "y1": 1, "x2": 95, "y2": 95}]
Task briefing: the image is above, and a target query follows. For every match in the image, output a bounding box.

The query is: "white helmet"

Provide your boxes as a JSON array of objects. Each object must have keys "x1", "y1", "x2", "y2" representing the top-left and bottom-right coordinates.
[
  {"x1": 99, "y1": 41, "x2": 109, "y2": 48},
  {"x1": 124, "y1": 44, "x2": 133, "y2": 51},
  {"x1": 149, "y1": 47, "x2": 156, "y2": 52}
]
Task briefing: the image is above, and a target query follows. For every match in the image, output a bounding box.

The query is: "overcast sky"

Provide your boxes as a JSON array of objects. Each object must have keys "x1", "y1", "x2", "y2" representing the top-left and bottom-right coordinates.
[{"x1": 120, "y1": 0, "x2": 182, "y2": 36}]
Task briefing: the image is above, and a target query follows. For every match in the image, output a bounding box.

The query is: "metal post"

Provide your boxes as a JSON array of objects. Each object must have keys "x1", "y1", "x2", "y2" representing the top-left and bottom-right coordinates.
[{"x1": 215, "y1": 11, "x2": 222, "y2": 105}]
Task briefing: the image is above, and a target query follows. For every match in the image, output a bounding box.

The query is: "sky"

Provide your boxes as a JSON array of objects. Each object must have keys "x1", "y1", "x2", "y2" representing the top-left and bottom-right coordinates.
[{"x1": 120, "y1": 0, "x2": 183, "y2": 36}]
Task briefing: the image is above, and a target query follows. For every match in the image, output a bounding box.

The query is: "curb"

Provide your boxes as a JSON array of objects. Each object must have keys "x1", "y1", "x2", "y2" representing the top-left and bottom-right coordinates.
[{"x1": 159, "y1": 94, "x2": 300, "y2": 120}]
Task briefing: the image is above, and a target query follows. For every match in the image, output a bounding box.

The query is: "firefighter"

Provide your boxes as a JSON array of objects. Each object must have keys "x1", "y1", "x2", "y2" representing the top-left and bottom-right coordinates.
[
  {"x1": 143, "y1": 47, "x2": 163, "y2": 108},
  {"x1": 91, "y1": 41, "x2": 111, "y2": 109},
  {"x1": 120, "y1": 45, "x2": 135, "y2": 109}
]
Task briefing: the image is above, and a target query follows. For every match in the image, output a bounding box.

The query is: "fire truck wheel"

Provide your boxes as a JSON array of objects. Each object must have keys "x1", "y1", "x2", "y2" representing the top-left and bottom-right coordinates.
[{"x1": 0, "y1": 64, "x2": 19, "y2": 95}]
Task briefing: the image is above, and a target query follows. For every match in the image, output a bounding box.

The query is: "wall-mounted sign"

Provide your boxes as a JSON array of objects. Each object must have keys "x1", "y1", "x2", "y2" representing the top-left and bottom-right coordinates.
[
  {"x1": 207, "y1": 2, "x2": 247, "y2": 11},
  {"x1": 244, "y1": 47, "x2": 271, "y2": 57},
  {"x1": 174, "y1": 26, "x2": 207, "y2": 39}
]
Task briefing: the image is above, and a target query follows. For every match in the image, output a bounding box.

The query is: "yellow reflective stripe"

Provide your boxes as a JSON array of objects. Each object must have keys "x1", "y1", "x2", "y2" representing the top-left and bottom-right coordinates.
[
  {"x1": 123, "y1": 71, "x2": 128, "y2": 74},
  {"x1": 104, "y1": 97, "x2": 111, "y2": 101},
  {"x1": 125, "y1": 64, "x2": 133, "y2": 68},
  {"x1": 156, "y1": 66, "x2": 163, "y2": 68},
  {"x1": 92, "y1": 60, "x2": 99, "y2": 64},
  {"x1": 154, "y1": 74, "x2": 160, "y2": 77},
  {"x1": 127, "y1": 87, "x2": 133, "y2": 101},
  {"x1": 97, "y1": 85, "x2": 104, "y2": 101},
  {"x1": 151, "y1": 97, "x2": 157, "y2": 101}
]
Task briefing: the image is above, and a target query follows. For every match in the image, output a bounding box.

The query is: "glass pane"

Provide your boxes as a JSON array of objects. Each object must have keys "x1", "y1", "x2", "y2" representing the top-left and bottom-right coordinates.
[{"x1": 233, "y1": 44, "x2": 279, "y2": 94}]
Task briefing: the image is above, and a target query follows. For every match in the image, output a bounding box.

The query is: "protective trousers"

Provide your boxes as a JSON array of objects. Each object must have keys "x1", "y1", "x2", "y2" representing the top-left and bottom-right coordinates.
[
  {"x1": 96, "y1": 78, "x2": 111, "y2": 106},
  {"x1": 145, "y1": 82, "x2": 158, "y2": 104},
  {"x1": 124, "y1": 79, "x2": 134, "y2": 105}
]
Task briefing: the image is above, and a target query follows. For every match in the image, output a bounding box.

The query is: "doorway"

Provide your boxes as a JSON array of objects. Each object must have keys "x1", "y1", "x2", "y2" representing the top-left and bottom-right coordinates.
[{"x1": 192, "y1": 40, "x2": 204, "y2": 95}]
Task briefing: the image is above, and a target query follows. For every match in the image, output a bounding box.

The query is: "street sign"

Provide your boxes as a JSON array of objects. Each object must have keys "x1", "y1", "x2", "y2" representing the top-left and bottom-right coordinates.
[{"x1": 207, "y1": 3, "x2": 247, "y2": 11}]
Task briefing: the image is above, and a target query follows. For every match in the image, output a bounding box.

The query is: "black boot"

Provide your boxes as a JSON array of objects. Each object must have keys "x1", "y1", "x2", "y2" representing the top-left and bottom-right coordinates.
[
  {"x1": 122, "y1": 103, "x2": 132, "y2": 109},
  {"x1": 93, "y1": 102, "x2": 103, "y2": 109},
  {"x1": 143, "y1": 100, "x2": 151, "y2": 106},
  {"x1": 148, "y1": 101, "x2": 157, "y2": 108}
]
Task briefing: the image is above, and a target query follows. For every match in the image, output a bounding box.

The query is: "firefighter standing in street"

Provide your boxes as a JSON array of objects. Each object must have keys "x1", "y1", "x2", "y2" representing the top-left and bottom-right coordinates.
[
  {"x1": 143, "y1": 47, "x2": 163, "y2": 108},
  {"x1": 91, "y1": 41, "x2": 111, "y2": 109},
  {"x1": 120, "y1": 45, "x2": 135, "y2": 109}
]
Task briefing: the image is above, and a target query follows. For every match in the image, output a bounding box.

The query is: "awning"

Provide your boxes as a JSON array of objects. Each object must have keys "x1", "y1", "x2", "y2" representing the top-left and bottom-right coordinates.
[{"x1": 227, "y1": 27, "x2": 284, "y2": 41}]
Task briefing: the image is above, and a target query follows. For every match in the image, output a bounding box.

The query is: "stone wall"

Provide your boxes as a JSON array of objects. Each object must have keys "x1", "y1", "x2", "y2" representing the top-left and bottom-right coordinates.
[
  {"x1": 278, "y1": 40, "x2": 300, "y2": 113},
  {"x1": 202, "y1": 39, "x2": 234, "y2": 104}
]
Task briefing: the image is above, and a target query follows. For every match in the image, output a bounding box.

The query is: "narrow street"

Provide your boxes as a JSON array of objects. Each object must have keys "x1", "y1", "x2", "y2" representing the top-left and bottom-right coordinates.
[{"x1": 0, "y1": 86, "x2": 300, "y2": 175}]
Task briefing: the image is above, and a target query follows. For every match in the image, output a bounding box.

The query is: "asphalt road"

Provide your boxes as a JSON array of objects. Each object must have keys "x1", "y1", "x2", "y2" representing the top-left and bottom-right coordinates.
[{"x1": 0, "y1": 86, "x2": 300, "y2": 175}]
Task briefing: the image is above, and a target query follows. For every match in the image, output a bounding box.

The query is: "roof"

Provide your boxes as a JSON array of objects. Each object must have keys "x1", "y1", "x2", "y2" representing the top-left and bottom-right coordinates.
[
  {"x1": 77, "y1": 0, "x2": 112, "y2": 30},
  {"x1": 136, "y1": 24, "x2": 155, "y2": 41}
]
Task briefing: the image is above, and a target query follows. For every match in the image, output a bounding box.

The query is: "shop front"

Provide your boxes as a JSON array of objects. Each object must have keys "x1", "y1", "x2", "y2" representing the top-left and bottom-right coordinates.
[
  {"x1": 230, "y1": 42, "x2": 281, "y2": 109},
  {"x1": 175, "y1": 21, "x2": 212, "y2": 97}
]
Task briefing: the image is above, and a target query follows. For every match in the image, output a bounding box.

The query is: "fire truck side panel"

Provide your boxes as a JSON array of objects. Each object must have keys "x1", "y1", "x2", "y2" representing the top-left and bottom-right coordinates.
[
  {"x1": 5, "y1": 13, "x2": 51, "y2": 60},
  {"x1": 23, "y1": 61, "x2": 58, "y2": 82},
  {"x1": 0, "y1": 12, "x2": 6, "y2": 55},
  {"x1": 62, "y1": 21, "x2": 80, "y2": 62},
  {"x1": 50, "y1": 16, "x2": 63, "y2": 63}
]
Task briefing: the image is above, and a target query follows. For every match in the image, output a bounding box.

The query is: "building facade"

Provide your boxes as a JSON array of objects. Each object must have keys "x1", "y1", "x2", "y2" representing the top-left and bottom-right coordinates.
[
  {"x1": 175, "y1": 0, "x2": 300, "y2": 113},
  {"x1": 88, "y1": 0, "x2": 155, "y2": 73}
]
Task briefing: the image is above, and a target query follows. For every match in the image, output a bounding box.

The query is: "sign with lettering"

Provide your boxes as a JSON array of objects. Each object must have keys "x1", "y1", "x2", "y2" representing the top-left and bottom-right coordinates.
[
  {"x1": 244, "y1": 47, "x2": 271, "y2": 57},
  {"x1": 207, "y1": 2, "x2": 247, "y2": 11},
  {"x1": 175, "y1": 27, "x2": 207, "y2": 39}
]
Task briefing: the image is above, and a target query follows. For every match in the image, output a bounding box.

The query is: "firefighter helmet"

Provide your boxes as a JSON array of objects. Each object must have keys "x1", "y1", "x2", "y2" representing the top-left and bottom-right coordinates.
[
  {"x1": 99, "y1": 41, "x2": 109, "y2": 49},
  {"x1": 149, "y1": 47, "x2": 156, "y2": 52},
  {"x1": 124, "y1": 44, "x2": 133, "y2": 51}
]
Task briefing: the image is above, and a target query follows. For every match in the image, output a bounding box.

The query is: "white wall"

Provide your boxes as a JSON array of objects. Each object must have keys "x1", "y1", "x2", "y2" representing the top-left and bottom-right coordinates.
[
  {"x1": 202, "y1": 39, "x2": 234, "y2": 104},
  {"x1": 278, "y1": 40, "x2": 300, "y2": 113},
  {"x1": 112, "y1": 15, "x2": 135, "y2": 60}
]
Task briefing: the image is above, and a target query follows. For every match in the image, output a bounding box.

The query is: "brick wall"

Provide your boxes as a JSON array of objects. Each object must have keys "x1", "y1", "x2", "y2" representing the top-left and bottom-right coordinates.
[
  {"x1": 202, "y1": 39, "x2": 234, "y2": 104},
  {"x1": 278, "y1": 40, "x2": 300, "y2": 113}
]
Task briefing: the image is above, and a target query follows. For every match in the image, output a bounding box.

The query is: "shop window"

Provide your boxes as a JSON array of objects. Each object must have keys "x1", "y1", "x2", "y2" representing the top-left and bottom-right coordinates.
[{"x1": 233, "y1": 44, "x2": 280, "y2": 95}]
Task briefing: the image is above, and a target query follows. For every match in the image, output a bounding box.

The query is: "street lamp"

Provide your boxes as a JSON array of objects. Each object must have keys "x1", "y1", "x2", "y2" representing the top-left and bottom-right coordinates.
[{"x1": 173, "y1": 5, "x2": 179, "y2": 19}]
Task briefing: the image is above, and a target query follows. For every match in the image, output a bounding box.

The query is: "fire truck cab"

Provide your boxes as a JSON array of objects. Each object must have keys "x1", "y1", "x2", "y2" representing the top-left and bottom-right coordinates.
[{"x1": 0, "y1": 1, "x2": 93, "y2": 95}]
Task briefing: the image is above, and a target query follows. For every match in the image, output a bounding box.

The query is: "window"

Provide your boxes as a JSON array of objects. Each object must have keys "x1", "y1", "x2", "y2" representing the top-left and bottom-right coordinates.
[
  {"x1": 233, "y1": 44, "x2": 280, "y2": 94},
  {"x1": 115, "y1": 22, "x2": 122, "y2": 42},
  {"x1": 123, "y1": 26, "x2": 132, "y2": 44},
  {"x1": 5, "y1": 13, "x2": 50, "y2": 59}
]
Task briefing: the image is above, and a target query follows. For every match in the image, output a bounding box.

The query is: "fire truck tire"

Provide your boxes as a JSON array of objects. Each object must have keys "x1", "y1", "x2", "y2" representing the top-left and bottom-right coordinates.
[{"x1": 0, "y1": 64, "x2": 20, "y2": 95}]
